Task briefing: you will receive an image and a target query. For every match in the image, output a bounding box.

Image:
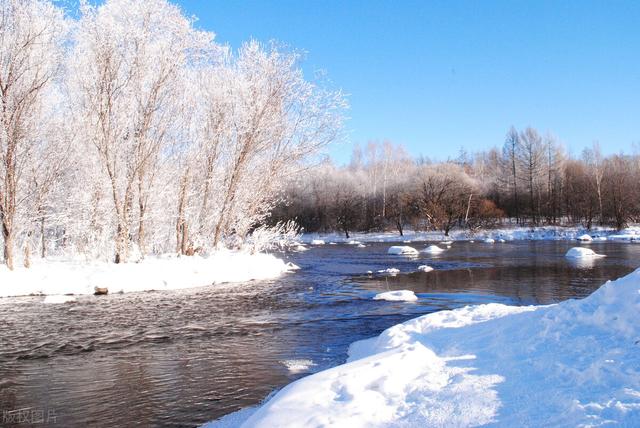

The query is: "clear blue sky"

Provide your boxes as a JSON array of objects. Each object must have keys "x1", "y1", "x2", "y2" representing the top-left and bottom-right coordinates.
[{"x1": 81, "y1": 1, "x2": 640, "y2": 163}]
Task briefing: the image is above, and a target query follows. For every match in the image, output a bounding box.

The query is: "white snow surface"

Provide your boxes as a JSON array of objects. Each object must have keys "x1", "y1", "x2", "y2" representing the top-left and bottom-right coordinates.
[
  {"x1": 417, "y1": 265, "x2": 434, "y2": 272},
  {"x1": 373, "y1": 290, "x2": 418, "y2": 302},
  {"x1": 206, "y1": 268, "x2": 640, "y2": 427},
  {"x1": 577, "y1": 234, "x2": 593, "y2": 242},
  {"x1": 387, "y1": 246, "x2": 419, "y2": 255},
  {"x1": 0, "y1": 250, "x2": 294, "y2": 298},
  {"x1": 43, "y1": 295, "x2": 77, "y2": 304},
  {"x1": 565, "y1": 247, "x2": 606, "y2": 258},
  {"x1": 310, "y1": 239, "x2": 326, "y2": 245}
]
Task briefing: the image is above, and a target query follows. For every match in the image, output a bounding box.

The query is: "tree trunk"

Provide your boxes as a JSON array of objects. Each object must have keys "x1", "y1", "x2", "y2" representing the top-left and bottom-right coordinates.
[{"x1": 2, "y1": 225, "x2": 14, "y2": 271}]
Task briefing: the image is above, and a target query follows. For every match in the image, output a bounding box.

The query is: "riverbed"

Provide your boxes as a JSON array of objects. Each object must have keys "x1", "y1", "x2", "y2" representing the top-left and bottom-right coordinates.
[{"x1": 1, "y1": 241, "x2": 638, "y2": 427}]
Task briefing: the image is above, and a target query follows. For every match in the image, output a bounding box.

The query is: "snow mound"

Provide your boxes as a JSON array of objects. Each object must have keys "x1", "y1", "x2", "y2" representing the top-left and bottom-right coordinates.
[
  {"x1": 422, "y1": 245, "x2": 445, "y2": 254},
  {"x1": 417, "y1": 265, "x2": 434, "y2": 272},
  {"x1": 346, "y1": 240, "x2": 362, "y2": 245},
  {"x1": 577, "y1": 234, "x2": 593, "y2": 242},
  {"x1": 216, "y1": 269, "x2": 640, "y2": 427},
  {"x1": 43, "y1": 295, "x2": 76, "y2": 304},
  {"x1": 387, "y1": 246, "x2": 419, "y2": 255},
  {"x1": 310, "y1": 239, "x2": 325, "y2": 245},
  {"x1": 377, "y1": 268, "x2": 400, "y2": 275},
  {"x1": 357, "y1": 244, "x2": 366, "y2": 248},
  {"x1": 565, "y1": 247, "x2": 605, "y2": 258},
  {"x1": 484, "y1": 238, "x2": 495, "y2": 243},
  {"x1": 498, "y1": 238, "x2": 506, "y2": 243},
  {"x1": 373, "y1": 290, "x2": 418, "y2": 302}
]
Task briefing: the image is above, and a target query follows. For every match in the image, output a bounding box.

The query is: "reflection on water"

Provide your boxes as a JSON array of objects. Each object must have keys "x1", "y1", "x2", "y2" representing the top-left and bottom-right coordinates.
[{"x1": 0, "y1": 241, "x2": 638, "y2": 427}]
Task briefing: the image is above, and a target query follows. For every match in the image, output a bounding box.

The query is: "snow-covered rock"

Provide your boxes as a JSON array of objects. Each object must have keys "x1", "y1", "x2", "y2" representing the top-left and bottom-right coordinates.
[
  {"x1": 484, "y1": 238, "x2": 495, "y2": 243},
  {"x1": 212, "y1": 268, "x2": 640, "y2": 427},
  {"x1": 577, "y1": 234, "x2": 593, "y2": 242},
  {"x1": 417, "y1": 265, "x2": 434, "y2": 272},
  {"x1": 422, "y1": 245, "x2": 445, "y2": 254},
  {"x1": 0, "y1": 250, "x2": 295, "y2": 298},
  {"x1": 387, "y1": 245, "x2": 419, "y2": 255},
  {"x1": 565, "y1": 247, "x2": 605, "y2": 258},
  {"x1": 377, "y1": 268, "x2": 400, "y2": 275},
  {"x1": 310, "y1": 239, "x2": 325, "y2": 245},
  {"x1": 373, "y1": 290, "x2": 418, "y2": 302}
]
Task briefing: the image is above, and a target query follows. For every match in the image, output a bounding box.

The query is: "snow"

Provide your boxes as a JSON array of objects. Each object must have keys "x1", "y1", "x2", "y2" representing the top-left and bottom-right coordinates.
[
  {"x1": 484, "y1": 238, "x2": 495, "y2": 243},
  {"x1": 387, "y1": 245, "x2": 419, "y2": 255},
  {"x1": 281, "y1": 359, "x2": 316, "y2": 374},
  {"x1": 43, "y1": 295, "x2": 76, "y2": 304},
  {"x1": 422, "y1": 245, "x2": 445, "y2": 254},
  {"x1": 373, "y1": 290, "x2": 418, "y2": 302},
  {"x1": 377, "y1": 268, "x2": 400, "y2": 275},
  {"x1": 0, "y1": 250, "x2": 295, "y2": 298},
  {"x1": 417, "y1": 265, "x2": 434, "y2": 272},
  {"x1": 310, "y1": 239, "x2": 326, "y2": 245},
  {"x1": 565, "y1": 247, "x2": 606, "y2": 258},
  {"x1": 302, "y1": 225, "x2": 640, "y2": 245},
  {"x1": 577, "y1": 234, "x2": 593, "y2": 242},
  {"x1": 209, "y1": 268, "x2": 640, "y2": 427}
]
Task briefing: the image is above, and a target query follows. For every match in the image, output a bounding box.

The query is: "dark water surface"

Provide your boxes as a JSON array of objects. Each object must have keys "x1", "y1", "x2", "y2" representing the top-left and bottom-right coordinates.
[{"x1": 1, "y1": 241, "x2": 639, "y2": 427}]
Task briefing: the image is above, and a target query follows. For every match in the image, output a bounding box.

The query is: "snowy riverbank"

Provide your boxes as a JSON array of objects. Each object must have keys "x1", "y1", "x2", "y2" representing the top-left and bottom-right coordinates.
[
  {"x1": 207, "y1": 267, "x2": 640, "y2": 427},
  {"x1": 0, "y1": 251, "x2": 296, "y2": 298},
  {"x1": 302, "y1": 225, "x2": 640, "y2": 244}
]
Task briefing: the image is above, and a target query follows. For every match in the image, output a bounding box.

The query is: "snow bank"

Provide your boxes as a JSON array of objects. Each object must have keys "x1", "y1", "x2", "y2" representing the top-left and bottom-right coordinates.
[
  {"x1": 373, "y1": 290, "x2": 418, "y2": 302},
  {"x1": 0, "y1": 250, "x2": 294, "y2": 298},
  {"x1": 565, "y1": 247, "x2": 605, "y2": 258},
  {"x1": 387, "y1": 245, "x2": 419, "y2": 255},
  {"x1": 422, "y1": 245, "x2": 445, "y2": 254},
  {"x1": 417, "y1": 265, "x2": 434, "y2": 272},
  {"x1": 212, "y1": 269, "x2": 640, "y2": 427}
]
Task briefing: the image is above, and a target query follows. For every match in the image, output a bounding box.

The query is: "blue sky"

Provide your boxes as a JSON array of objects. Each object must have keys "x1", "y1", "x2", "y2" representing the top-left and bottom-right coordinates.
[{"x1": 77, "y1": 1, "x2": 640, "y2": 163}]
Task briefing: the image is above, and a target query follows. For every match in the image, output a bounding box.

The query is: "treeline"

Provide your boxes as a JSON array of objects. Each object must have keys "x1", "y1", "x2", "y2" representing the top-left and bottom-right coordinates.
[
  {"x1": 271, "y1": 130, "x2": 640, "y2": 237},
  {"x1": 0, "y1": 0, "x2": 345, "y2": 269}
]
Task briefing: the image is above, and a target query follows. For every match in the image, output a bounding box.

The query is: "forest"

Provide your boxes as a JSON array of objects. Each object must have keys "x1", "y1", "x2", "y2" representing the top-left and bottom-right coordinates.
[
  {"x1": 0, "y1": 0, "x2": 346, "y2": 270},
  {"x1": 271, "y1": 131, "x2": 640, "y2": 238}
]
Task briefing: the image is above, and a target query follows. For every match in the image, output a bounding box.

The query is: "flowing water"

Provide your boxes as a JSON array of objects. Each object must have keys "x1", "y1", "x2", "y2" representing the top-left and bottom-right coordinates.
[{"x1": 1, "y1": 241, "x2": 639, "y2": 427}]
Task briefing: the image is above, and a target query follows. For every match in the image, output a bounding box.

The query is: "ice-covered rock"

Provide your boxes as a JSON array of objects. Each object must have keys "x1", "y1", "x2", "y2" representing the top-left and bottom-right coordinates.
[
  {"x1": 565, "y1": 247, "x2": 605, "y2": 258},
  {"x1": 422, "y1": 245, "x2": 445, "y2": 254},
  {"x1": 387, "y1": 245, "x2": 419, "y2": 255},
  {"x1": 373, "y1": 290, "x2": 418, "y2": 302}
]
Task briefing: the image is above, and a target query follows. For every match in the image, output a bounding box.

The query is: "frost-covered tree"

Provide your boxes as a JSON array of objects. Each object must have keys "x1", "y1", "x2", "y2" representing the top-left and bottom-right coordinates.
[
  {"x1": 69, "y1": 0, "x2": 213, "y2": 262},
  {"x1": 0, "y1": 0, "x2": 66, "y2": 269}
]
